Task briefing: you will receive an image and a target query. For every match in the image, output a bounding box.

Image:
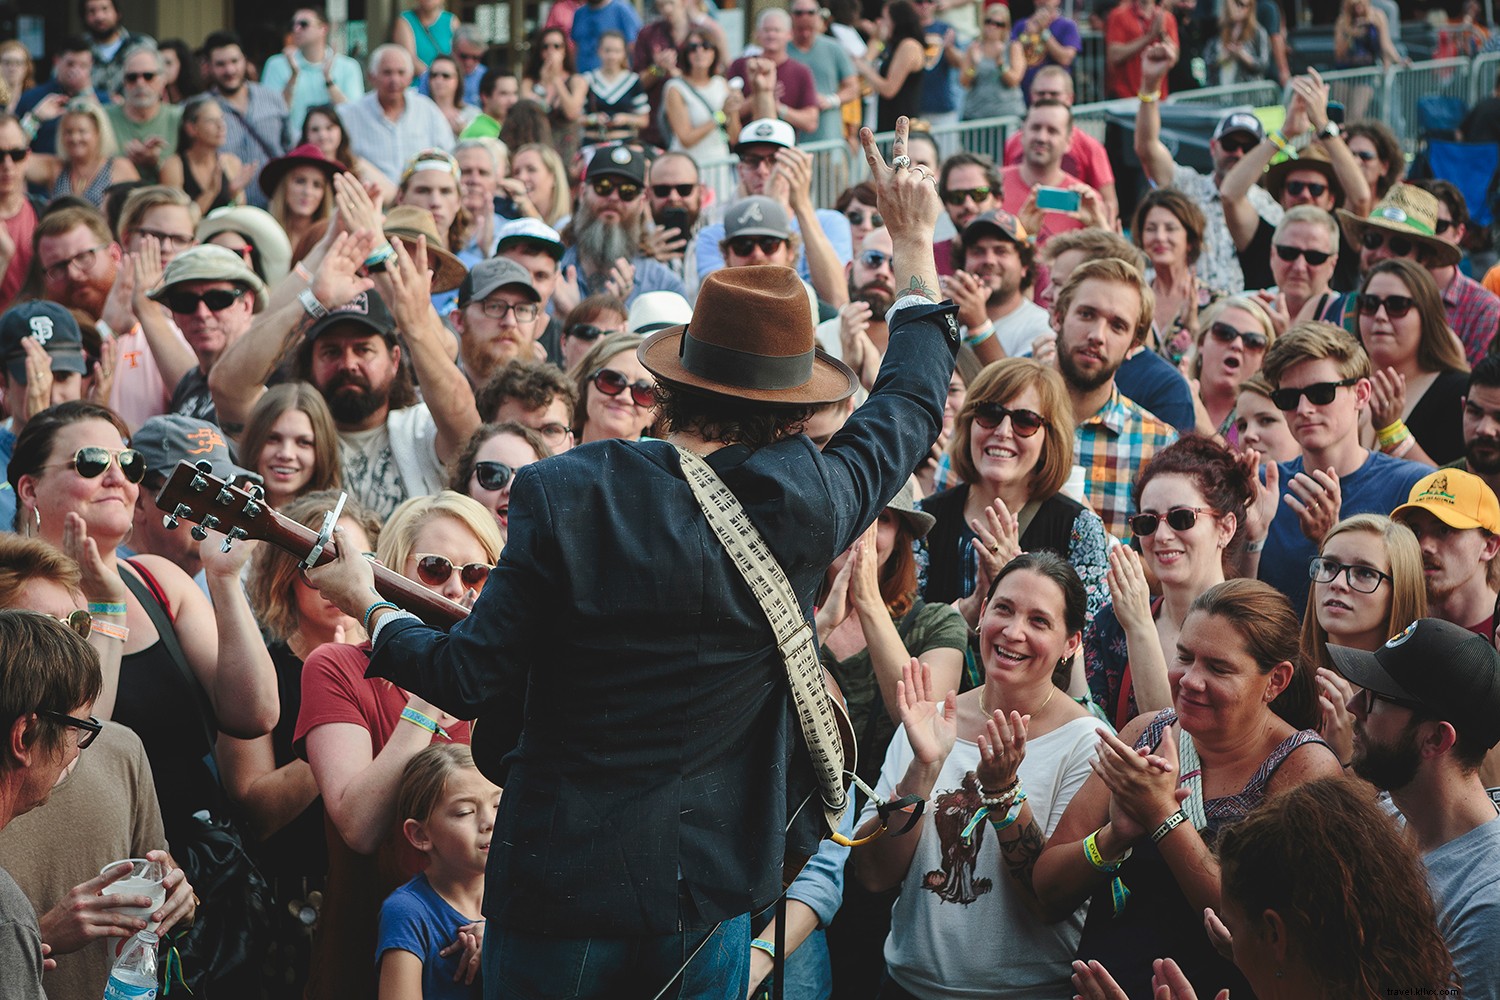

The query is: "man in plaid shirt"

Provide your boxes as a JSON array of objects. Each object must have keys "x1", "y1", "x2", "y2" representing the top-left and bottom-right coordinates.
[{"x1": 1051, "y1": 257, "x2": 1177, "y2": 540}]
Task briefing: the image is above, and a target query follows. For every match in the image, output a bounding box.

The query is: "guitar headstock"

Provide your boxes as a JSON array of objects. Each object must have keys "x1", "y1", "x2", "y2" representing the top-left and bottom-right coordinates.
[{"x1": 153, "y1": 460, "x2": 275, "y2": 551}]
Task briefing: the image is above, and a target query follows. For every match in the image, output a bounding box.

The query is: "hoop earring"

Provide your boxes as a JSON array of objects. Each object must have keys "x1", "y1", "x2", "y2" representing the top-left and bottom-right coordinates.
[{"x1": 32, "y1": 506, "x2": 40, "y2": 532}]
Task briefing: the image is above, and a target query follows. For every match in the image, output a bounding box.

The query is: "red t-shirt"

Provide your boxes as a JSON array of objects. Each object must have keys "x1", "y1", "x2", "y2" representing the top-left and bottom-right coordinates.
[
  {"x1": 726, "y1": 54, "x2": 818, "y2": 111},
  {"x1": 1003, "y1": 129, "x2": 1116, "y2": 195},
  {"x1": 1104, "y1": 2, "x2": 1180, "y2": 100},
  {"x1": 1, "y1": 200, "x2": 37, "y2": 311},
  {"x1": 1000, "y1": 164, "x2": 1090, "y2": 246}
]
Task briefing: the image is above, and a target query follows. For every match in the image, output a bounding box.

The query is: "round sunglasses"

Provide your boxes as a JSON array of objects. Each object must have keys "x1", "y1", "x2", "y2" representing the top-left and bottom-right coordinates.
[
  {"x1": 415, "y1": 554, "x2": 492, "y2": 590},
  {"x1": 592, "y1": 368, "x2": 656, "y2": 407},
  {"x1": 473, "y1": 460, "x2": 514, "y2": 492},
  {"x1": 1358, "y1": 293, "x2": 1415, "y2": 319},
  {"x1": 1208, "y1": 321, "x2": 1267, "y2": 350},
  {"x1": 43, "y1": 447, "x2": 147, "y2": 484},
  {"x1": 971, "y1": 402, "x2": 1046, "y2": 436},
  {"x1": 1128, "y1": 505, "x2": 1216, "y2": 537}
]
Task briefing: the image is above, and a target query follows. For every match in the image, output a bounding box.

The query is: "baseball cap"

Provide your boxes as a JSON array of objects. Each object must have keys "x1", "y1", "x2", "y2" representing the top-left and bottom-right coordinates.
[
  {"x1": 0, "y1": 301, "x2": 87, "y2": 383},
  {"x1": 495, "y1": 217, "x2": 565, "y2": 260},
  {"x1": 586, "y1": 143, "x2": 647, "y2": 185},
  {"x1": 963, "y1": 209, "x2": 1028, "y2": 245},
  {"x1": 1391, "y1": 469, "x2": 1500, "y2": 534},
  {"x1": 628, "y1": 291, "x2": 692, "y2": 335},
  {"x1": 1328, "y1": 618, "x2": 1500, "y2": 751},
  {"x1": 457, "y1": 257, "x2": 540, "y2": 309},
  {"x1": 147, "y1": 244, "x2": 269, "y2": 312},
  {"x1": 306, "y1": 289, "x2": 398, "y2": 343},
  {"x1": 1212, "y1": 110, "x2": 1265, "y2": 143},
  {"x1": 724, "y1": 196, "x2": 791, "y2": 240},
  {"x1": 130, "y1": 414, "x2": 257, "y2": 485},
  {"x1": 736, "y1": 118, "x2": 796, "y2": 153}
]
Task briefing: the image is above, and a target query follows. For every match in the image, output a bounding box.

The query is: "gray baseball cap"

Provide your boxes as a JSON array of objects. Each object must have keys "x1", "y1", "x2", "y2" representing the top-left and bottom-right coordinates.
[
  {"x1": 457, "y1": 257, "x2": 540, "y2": 309},
  {"x1": 724, "y1": 196, "x2": 791, "y2": 240},
  {"x1": 130, "y1": 414, "x2": 257, "y2": 485}
]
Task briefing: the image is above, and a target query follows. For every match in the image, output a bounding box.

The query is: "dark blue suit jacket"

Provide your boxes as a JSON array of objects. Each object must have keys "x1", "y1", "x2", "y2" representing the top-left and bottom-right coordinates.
[{"x1": 369, "y1": 302, "x2": 959, "y2": 936}]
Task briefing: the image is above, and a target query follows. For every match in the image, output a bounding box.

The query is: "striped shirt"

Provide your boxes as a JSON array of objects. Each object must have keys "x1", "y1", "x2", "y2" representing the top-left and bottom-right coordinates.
[{"x1": 1075, "y1": 386, "x2": 1178, "y2": 541}]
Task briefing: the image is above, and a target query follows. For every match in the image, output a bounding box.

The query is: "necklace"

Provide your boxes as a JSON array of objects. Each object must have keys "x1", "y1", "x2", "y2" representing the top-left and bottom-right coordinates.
[{"x1": 980, "y1": 682, "x2": 1056, "y2": 717}]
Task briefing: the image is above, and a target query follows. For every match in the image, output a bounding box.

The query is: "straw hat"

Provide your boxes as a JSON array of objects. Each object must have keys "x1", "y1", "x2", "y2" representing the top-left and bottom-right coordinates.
[{"x1": 1336, "y1": 183, "x2": 1461, "y2": 268}]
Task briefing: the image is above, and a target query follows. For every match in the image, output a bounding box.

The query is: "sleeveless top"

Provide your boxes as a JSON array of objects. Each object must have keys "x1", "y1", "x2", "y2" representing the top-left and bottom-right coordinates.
[
  {"x1": 182, "y1": 158, "x2": 235, "y2": 212},
  {"x1": 877, "y1": 40, "x2": 924, "y2": 134},
  {"x1": 1074, "y1": 709, "x2": 1329, "y2": 999},
  {"x1": 401, "y1": 9, "x2": 455, "y2": 69},
  {"x1": 961, "y1": 45, "x2": 1024, "y2": 121},
  {"x1": 51, "y1": 160, "x2": 115, "y2": 209},
  {"x1": 1338, "y1": 21, "x2": 1381, "y2": 68}
]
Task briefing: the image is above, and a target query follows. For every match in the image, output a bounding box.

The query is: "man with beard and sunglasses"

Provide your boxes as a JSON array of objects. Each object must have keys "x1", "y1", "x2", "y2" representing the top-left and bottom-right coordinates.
[
  {"x1": 81, "y1": 0, "x2": 152, "y2": 98},
  {"x1": 1390, "y1": 470, "x2": 1500, "y2": 642},
  {"x1": 103, "y1": 45, "x2": 181, "y2": 184},
  {"x1": 560, "y1": 144, "x2": 686, "y2": 306},
  {"x1": 817, "y1": 226, "x2": 894, "y2": 390},
  {"x1": 1328, "y1": 618, "x2": 1500, "y2": 999}
]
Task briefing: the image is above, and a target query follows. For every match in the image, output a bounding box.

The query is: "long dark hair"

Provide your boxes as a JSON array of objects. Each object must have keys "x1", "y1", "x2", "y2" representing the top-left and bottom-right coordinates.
[
  {"x1": 158, "y1": 38, "x2": 204, "y2": 102},
  {"x1": 885, "y1": 0, "x2": 925, "y2": 48},
  {"x1": 301, "y1": 104, "x2": 356, "y2": 170},
  {"x1": 523, "y1": 27, "x2": 575, "y2": 80},
  {"x1": 176, "y1": 95, "x2": 218, "y2": 154}
]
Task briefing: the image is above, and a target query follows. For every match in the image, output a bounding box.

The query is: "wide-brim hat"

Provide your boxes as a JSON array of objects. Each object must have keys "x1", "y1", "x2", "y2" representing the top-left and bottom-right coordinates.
[
  {"x1": 195, "y1": 205, "x2": 294, "y2": 286},
  {"x1": 382, "y1": 205, "x2": 468, "y2": 294},
  {"x1": 1263, "y1": 145, "x2": 1346, "y2": 209},
  {"x1": 1336, "y1": 183, "x2": 1461, "y2": 269},
  {"x1": 639, "y1": 266, "x2": 856, "y2": 405},
  {"x1": 147, "y1": 244, "x2": 269, "y2": 312},
  {"x1": 258, "y1": 142, "x2": 347, "y2": 198},
  {"x1": 887, "y1": 480, "x2": 936, "y2": 537}
]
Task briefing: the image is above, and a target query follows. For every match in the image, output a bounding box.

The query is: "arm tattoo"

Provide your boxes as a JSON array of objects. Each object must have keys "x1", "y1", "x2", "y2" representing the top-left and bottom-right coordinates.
[
  {"x1": 998, "y1": 818, "x2": 1046, "y2": 897},
  {"x1": 905, "y1": 275, "x2": 940, "y2": 302}
]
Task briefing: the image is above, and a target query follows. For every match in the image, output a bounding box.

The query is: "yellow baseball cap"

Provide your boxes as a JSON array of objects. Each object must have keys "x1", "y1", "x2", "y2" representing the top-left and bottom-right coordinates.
[{"x1": 1391, "y1": 469, "x2": 1500, "y2": 534}]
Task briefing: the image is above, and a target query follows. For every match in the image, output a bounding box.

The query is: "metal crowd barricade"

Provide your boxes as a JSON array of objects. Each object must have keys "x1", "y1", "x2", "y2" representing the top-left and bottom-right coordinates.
[
  {"x1": 1387, "y1": 57, "x2": 1472, "y2": 152},
  {"x1": 1166, "y1": 80, "x2": 1286, "y2": 110},
  {"x1": 1075, "y1": 30, "x2": 1110, "y2": 106},
  {"x1": 1472, "y1": 50, "x2": 1500, "y2": 106},
  {"x1": 1316, "y1": 64, "x2": 1392, "y2": 129}
]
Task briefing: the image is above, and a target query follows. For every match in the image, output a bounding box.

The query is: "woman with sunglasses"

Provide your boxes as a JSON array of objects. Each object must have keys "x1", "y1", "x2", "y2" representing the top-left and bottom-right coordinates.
[
  {"x1": 1298, "y1": 513, "x2": 1424, "y2": 771},
  {"x1": 1358, "y1": 258, "x2": 1470, "y2": 466},
  {"x1": 570, "y1": 331, "x2": 657, "y2": 444},
  {"x1": 296, "y1": 490, "x2": 498, "y2": 1000},
  {"x1": 522, "y1": 27, "x2": 587, "y2": 165},
  {"x1": 238, "y1": 382, "x2": 343, "y2": 511},
  {"x1": 920, "y1": 360, "x2": 1111, "y2": 675},
  {"x1": 1344, "y1": 120, "x2": 1403, "y2": 202},
  {"x1": 1084, "y1": 436, "x2": 1254, "y2": 730},
  {"x1": 220, "y1": 491, "x2": 381, "y2": 998},
  {"x1": 560, "y1": 294, "x2": 629, "y2": 372},
  {"x1": 1033, "y1": 579, "x2": 1334, "y2": 999},
  {"x1": 426, "y1": 54, "x2": 479, "y2": 139},
  {"x1": 25, "y1": 101, "x2": 139, "y2": 210},
  {"x1": 6, "y1": 400, "x2": 280, "y2": 879},
  {"x1": 1190, "y1": 296, "x2": 1276, "y2": 441},
  {"x1": 856, "y1": 0, "x2": 925, "y2": 134},
  {"x1": 510, "y1": 142, "x2": 572, "y2": 229},
  {"x1": 449, "y1": 421, "x2": 552, "y2": 537},
  {"x1": 662, "y1": 28, "x2": 731, "y2": 163},
  {"x1": 834, "y1": 182, "x2": 881, "y2": 249},
  {"x1": 157, "y1": 96, "x2": 245, "y2": 217},
  {"x1": 1132, "y1": 188, "x2": 1217, "y2": 371},
  {"x1": 960, "y1": 7, "x2": 1024, "y2": 122},
  {"x1": 1233, "y1": 373, "x2": 1301, "y2": 463}
]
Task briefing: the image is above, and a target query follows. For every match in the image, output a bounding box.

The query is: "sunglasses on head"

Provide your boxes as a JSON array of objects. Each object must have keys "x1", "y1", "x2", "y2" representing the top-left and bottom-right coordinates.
[
  {"x1": 1217, "y1": 135, "x2": 1259, "y2": 153},
  {"x1": 566, "y1": 323, "x2": 608, "y2": 342},
  {"x1": 1273, "y1": 243, "x2": 1331, "y2": 266},
  {"x1": 0, "y1": 147, "x2": 27, "y2": 163},
  {"x1": 728, "y1": 235, "x2": 786, "y2": 257},
  {"x1": 1270, "y1": 377, "x2": 1361, "y2": 411},
  {"x1": 972, "y1": 402, "x2": 1046, "y2": 436},
  {"x1": 1284, "y1": 180, "x2": 1327, "y2": 198},
  {"x1": 1208, "y1": 321, "x2": 1267, "y2": 350},
  {"x1": 124, "y1": 71, "x2": 157, "y2": 83},
  {"x1": 1129, "y1": 505, "x2": 1215, "y2": 537},
  {"x1": 161, "y1": 287, "x2": 247, "y2": 314},
  {"x1": 942, "y1": 186, "x2": 991, "y2": 206},
  {"x1": 858, "y1": 249, "x2": 892, "y2": 269},
  {"x1": 1361, "y1": 230, "x2": 1423, "y2": 259},
  {"x1": 473, "y1": 461, "x2": 514, "y2": 492},
  {"x1": 591, "y1": 176, "x2": 642, "y2": 201},
  {"x1": 1358, "y1": 293, "x2": 1415, "y2": 319},
  {"x1": 46, "y1": 446, "x2": 147, "y2": 484},
  {"x1": 415, "y1": 554, "x2": 492, "y2": 590},
  {"x1": 592, "y1": 367, "x2": 656, "y2": 407},
  {"x1": 844, "y1": 208, "x2": 882, "y2": 227},
  {"x1": 652, "y1": 183, "x2": 696, "y2": 198}
]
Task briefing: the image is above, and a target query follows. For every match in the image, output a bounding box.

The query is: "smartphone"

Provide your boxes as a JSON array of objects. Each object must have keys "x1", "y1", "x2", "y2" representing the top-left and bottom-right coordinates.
[
  {"x1": 657, "y1": 207, "x2": 693, "y2": 238},
  {"x1": 1327, "y1": 101, "x2": 1346, "y2": 126},
  {"x1": 1036, "y1": 186, "x2": 1081, "y2": 213}
]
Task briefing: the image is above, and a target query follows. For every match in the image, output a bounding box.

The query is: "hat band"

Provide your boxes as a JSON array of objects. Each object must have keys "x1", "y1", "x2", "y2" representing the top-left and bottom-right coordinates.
[{"x1": 679, "y1": 330, "x2": 814, "y2": 391}]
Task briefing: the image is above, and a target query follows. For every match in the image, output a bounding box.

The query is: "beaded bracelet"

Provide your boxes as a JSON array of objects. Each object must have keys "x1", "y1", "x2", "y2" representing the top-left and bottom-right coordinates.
[
  {"x1": 987, "y1": 789, "x2": 1029, "y2": 832},
  {"x1": 363, "y1": 600, "x2": 399, "y2": 632},
  {"x1": 88, "y1": 601, "x2": 127, "y2": 616}
]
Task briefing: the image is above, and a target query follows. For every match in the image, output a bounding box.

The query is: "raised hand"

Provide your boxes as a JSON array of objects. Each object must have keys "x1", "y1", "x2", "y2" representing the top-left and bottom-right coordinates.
[
  {"x1": 898, "y1": 657, "x2": 957, "y2": 767},
  {"x1": 20, "y1": 337, "x2": 53, "y2": 419},
  {"x1": 333, "y1": 170, "x2": 384, "y2": 235},
  {"x1": 1368, "y1": 367, "x2": 1406, "y2": 432},
  {"x1": 860, "y1": 116, "x2": 941, "y2": 260},
  {"x1": 1151, "y1": 956, "x2": 1225, "y2": 1000},
  {"x1": 1141, "y1": 40, "x2": 1177, "y2": 88},
  {"x1": 847, "y1": 523, "x2": 884, "y2": 614},
  {"x1": 310, "y1": 230, "x2": 378, "y2": 311},
  {"x1": 370, "y1": 235, "x2": 437, "y2": 337},
  {"x1": 815, "y1": 548, "x2": 856, "y2": 643},
  {"x1": 1284, "y1": 466, "x2": 1341, "y2": 544},
  {"x1": 1070, "y1": 959, "x2": 1132, "y2": 1000},
  {"x1": 62, "y1": 512, "x2": 128, "y2": 605},
  {"x1": 100, "y1": 254, "x2": 138, "y2": 337},
  {"x1": 552, "y1": 265, "x2": 582, "y2": 317},
  {"x1": 1315, "y1": 666, "x2": 1356, "y2": 766},
  {"x1": 602, "y1": 256, "x2": 636, "y2": 301},
  {"x1": 1091, "y1": 726, "x2": 1182, "y2": 832},
  {"x1": 87, "y1": 336, "x2": 117, "y2": 405},
  {"x1": 1237, "y1": 447, "x2": 1279, "y2": 547},
  {"x1": 775, "y1": 147, "x2": 815, "y2": 212},
  {"x1": 1106, "y1": 545, "x2": 1154, "y2": 635},
  {"x1": 131, "y1": 234, "x2": 163, "y2": 313},
  {"x1": 975, "y1": 708, "x2": 1029, "y2": 793},
  {"x1": 942, "y1": 269, "x2": 990, "y2": 330}
]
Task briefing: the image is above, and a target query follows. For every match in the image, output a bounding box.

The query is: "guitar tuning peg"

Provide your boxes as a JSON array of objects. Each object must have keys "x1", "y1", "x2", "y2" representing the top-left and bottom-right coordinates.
[
  {"x1": 162, "y1": 515, "x2": 179, "y2": 530},
  {"x1": 221, "y1": 527, "x2": 248, "y2": 552},
  {"x1": 190, "y1": 525, "x2": 208, "y2": 541},
  {"x1": 220, "y1": 538, "x2": 234, "y2": 553},
  {"x1": 194, "y1": 460, "x2": 214, "y2": 473}
]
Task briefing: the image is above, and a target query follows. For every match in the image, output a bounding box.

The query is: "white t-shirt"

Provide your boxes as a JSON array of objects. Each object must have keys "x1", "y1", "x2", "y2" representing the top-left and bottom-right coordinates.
[
  {"x1": 338, "y1": 402, "x2": 446, "y2": 521},
  {"x1": 991, "y1": 299, "x2": 1053, "y2": 359},
  {"x1": 860, "y1": 713, "x2": 1098, "y2": 999}
]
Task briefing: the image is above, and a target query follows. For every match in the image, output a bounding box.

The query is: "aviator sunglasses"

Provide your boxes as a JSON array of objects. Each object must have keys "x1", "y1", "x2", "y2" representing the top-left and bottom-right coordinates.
[
  {"x1": 591, "y1": 177, "x2": 642, "y2": 201},
  {"x1": 43, "y1": 447, "x2": 147, "y2": 484}
]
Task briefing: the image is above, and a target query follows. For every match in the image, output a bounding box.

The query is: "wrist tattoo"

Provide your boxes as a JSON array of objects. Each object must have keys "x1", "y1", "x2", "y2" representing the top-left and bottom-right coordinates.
[{"x1": 905, "y1": 275, "x2": 940, "y2": 302}]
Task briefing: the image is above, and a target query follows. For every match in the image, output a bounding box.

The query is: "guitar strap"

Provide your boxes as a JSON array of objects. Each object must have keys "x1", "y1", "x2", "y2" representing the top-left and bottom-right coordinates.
[{"x1": 673, "y1": 446, "x2": 849, "y2": 836}]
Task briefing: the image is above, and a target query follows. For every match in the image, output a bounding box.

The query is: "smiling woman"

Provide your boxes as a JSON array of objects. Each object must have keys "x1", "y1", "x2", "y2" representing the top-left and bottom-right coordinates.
[{"x1": 237, "y1": 382, "x2": 343, "y2": 510}]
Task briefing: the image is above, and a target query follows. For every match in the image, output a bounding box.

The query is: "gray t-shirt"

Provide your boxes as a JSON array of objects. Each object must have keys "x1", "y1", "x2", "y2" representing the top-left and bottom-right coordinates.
[
  {"x1": 786, "y1": 36, "x2": 855, "y2": 144},
  {"x1": 0, "y1": 866, "x2": 45, "y2": 1000},
  {"x1": 1425, "y1": 812, "x2": 1500, "y2": 1000}
]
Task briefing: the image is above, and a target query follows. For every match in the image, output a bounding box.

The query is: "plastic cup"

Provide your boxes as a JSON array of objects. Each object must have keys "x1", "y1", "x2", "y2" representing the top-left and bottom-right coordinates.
[{"x1": 99, "y1": 858, "x2": 167, "y2": 923}]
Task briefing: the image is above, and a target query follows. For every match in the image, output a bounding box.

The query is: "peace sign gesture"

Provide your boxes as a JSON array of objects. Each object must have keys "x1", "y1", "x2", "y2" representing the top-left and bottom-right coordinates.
[{"x1": 859, "y1": 117, "x2": 941, "y2": 302}]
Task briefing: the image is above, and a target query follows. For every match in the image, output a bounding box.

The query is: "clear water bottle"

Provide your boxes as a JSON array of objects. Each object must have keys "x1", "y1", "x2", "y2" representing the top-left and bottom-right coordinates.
[{"x1": 103, "y1": 930, "x2": 159, "y2": 1000}]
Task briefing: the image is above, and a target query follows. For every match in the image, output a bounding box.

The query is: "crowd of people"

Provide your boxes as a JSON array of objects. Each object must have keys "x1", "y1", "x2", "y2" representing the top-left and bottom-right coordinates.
[{"x1": 1, "y1": 1, "x2": 1499, "y2": 999}]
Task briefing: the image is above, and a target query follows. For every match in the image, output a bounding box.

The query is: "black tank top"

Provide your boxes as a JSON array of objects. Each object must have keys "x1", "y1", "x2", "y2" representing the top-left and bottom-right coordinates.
[{"x1": 182, "y1": 158, "x2": 235, "y2": 212}]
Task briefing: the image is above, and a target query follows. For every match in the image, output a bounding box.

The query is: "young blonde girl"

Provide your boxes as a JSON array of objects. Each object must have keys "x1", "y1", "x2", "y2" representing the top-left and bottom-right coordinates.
[{"x1": 377, "y1": 745, "x2": 500, "y2": 999}]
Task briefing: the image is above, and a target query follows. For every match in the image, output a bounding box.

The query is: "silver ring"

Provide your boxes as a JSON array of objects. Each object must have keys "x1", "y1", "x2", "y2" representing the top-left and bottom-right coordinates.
[{"x1": 891, "y1": 154, "x2": 911, "y2": 170}]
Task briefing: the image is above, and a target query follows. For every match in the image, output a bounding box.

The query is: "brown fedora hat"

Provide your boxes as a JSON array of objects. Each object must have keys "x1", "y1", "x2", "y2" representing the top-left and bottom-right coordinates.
[
  {"x1": 382, "y1": 205, "x2": 468, "y2": 294},
  {"x1": 1263, "y1": 145, "x2": 1345, "y2": 208},
  {"x1": 639, "y1": 266, "x2": 857, "y2": 405}
]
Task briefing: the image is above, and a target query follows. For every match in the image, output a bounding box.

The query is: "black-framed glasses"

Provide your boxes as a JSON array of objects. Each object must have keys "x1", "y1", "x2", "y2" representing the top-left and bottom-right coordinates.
[
  {"x1": 1208, "y1": 321, "x2": 1267, "y2": 350},
  {"x1": 161, "y1": 287, "x2": 247, "y2": 315},
  {"x1": 1359, "y1": 687, "x2": 1419, "y2": 713},
  {"x1": 38, "y1": 709, "x2": 102, "y2": 749},
  {"x1": 124, "y1": 71, "x2": 157, "y2": 84},
  {"x1": 858, "y1": 249, "x2": 892, "y2": 270},
  {"x1": 1361, "y1": 230, "x2": 1423, "y2": 259},
  {"x1": 591, "y1": 367, "x2": 656, "y2": 407},
  {"x1": 533, "y1": 422, "x2": 571, "y2": 444},
  {"x1": 942, "y1": 186, "x2": 991, "y2": 206},
  {"x1": 1129, "y1": 505, "x2": 1217, "y2": 537},
  {"x1": 0, "y1": 147, "x2": 28, "y2": 163},
  {"x1": 1273, "y1": 243, "x2": 1332, "y2": 266},
  {"x1": 1358, "y1": 293, "x2": 1415, "y2": 319},
  {"x1": 844, "y1": 208, "x2": 882, "y2": 227},
  {"x1": 972, "y1": 402, "x2": 1047, "y2": 436},
  {"x1": 415, "y1": 554, "x2": 492, "y2": 590},
  {"x1": 42, "y1": 243, "x2": 108, "y2": 283},
  {"x1": 590, "y1": 177, "x2": 642, "y2": 201},
  {"x1": 473, "y1": 460, "x2": 514, "y2": 492},
  {"x1": 1309, "y1": 556, "x2": 1391, "y2": 594},
  {"x1": 476, "y1": 297, "x2": 540, "y2": 322},
  {"x1": 728, "y1": 235, "x2": 787, "y2": 257},
  {"x1": 652, "y1": 183, "x2": 696, "y2": 198},
  {"x1": 1284, "y1": 180, "x2": 1326, "y2": 198},
  {"x1": 1217, "y1": 135, "x2": 1259, "y2": 153},
  {"x1": 44, "y1": 447, "x2": 147, "y2": 484},
  {"x1": 565, "y1": 323, "x2": 608, "y2": 342},
  {"x1": 134, "y1": 227, "x2": 195, "y2": 250},
  {"x1": 1270, "y1": 378, "x2": 1360, "y2": 411}
]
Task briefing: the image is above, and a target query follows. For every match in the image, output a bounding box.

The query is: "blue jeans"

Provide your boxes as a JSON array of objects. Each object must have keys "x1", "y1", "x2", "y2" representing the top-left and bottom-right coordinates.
[{"x1": 484, "y1": 913, "x2": 751, "y2": 1000}]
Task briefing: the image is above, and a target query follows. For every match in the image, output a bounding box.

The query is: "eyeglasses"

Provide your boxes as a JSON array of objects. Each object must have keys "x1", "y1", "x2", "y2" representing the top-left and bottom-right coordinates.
[
  {"x1": 590, "y1": 177, "x2": 642, "y2": 201},
  {"x1": 38, "y1": 709, "x2": 102, "y2": 750},
  {"x1": 1217, "y1": 135, "x2": 1259, "y2": 153},
  {"x1": 43, "y1": 447, "x2": 147, "y2": 484},
  {"x1": 728, "y1": 235, "x2": 787, "y2": 257},
  {"x1": 1270, "y1": 378, "x2": 1360, "y2": 411},
  {"x1": 534, "y1": 422, "x2": 571, "y2": 444},
  {"x1": 473, "y1": 461, "x2": 514, "y2": 491},
  {"x1": 415, "y1": 554, "x2": 493, "y2": 590},
  {"x1": 1358, "y1": 687, "x2": 1418, "y2": 713},
  {"x1": 591, "y1": 367, "x2": 656, "y2": 407},
  {"x1": 476, "y1": 297, "x2": 540, "y2": 322},
  {"x1": 972, "y1": 401, "x2": 1047, "y2": 436},
  {"x1": 858, "y1": 249, "x2": 892, "y2": 270},
  {"x1": 1358, "y1": 293, "x2": 1415, "y2": 319},
  {"x1": 986, "y1": 19, "x2": 1010, "y2": 27},
  {"x1": 1284, "y1": 180, "x2": 1327, "y2": 198},
  {"x1": 1208, "y1": 321, "x2": 1267, "y2": 350},
  {"x1": 566, "y1": 323, "x2": 608, "y2": 342},
  {"x1": 1352, "y1": 149, "x2": 1379, "y2": 162},
  {"x1": 739, "y1": 152, "x2": 778, "y2": 170},
  {"x1": 1129, "y1": 506, "x2": 1216, "y2": 537},
  {"x1": 652, "y1": 183, "x2": 697, "y2": 198},
  {"x1": 1273, "y1": 243, "x2": 1331, "y2": 266},
  {"x1": 1309, "y1": 556, "x2": 1391, "y2": 594},
  {"x1": 844, "y1": 208, "x2": 882, "y2": 227},
  {"x1": 42, "y1": 243, "x2": 108, "y2": 283},
  {"x1": 1361, "y1": 230, "x2": 1424, "y2": 259},
  {"x1": 134, "y1": 227, "x2": 195, "y2": 250},
  {"x1": 123, "y1": 71, "x2": 157, "y2": 83},
  {"x1": 0, "y1": 147, "x2": 28, "y2": 163},
  {"x1": 942, "y1": 186, "x2": 991, "y2": 205},
  {"x1": 292, "y1": 18, "x2": 316, "y2": 28},
  {"x1": 46, "y1": 609, "x2": 93, "y2": 639},
  {"x1": 161, "y1": 287, "x2": 247, "y2": 315}
]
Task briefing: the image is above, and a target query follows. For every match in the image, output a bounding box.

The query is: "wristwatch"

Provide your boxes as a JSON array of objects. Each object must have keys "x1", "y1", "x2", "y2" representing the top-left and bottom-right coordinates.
[{"x1": 1318, "y1": 120, "x2": 1343, "y2": 141}]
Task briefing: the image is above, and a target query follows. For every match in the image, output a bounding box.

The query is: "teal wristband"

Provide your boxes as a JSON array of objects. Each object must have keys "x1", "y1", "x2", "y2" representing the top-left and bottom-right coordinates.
[
  {"x1": 400, "y1": 706, "x2": 448, "y2": 739},
  {"x1": 749, "y1": 938, "x2": 776, "y2": 958},
  {"x1": 88, "y1": 601, "x2": 128, "y2": 616},
  {"x1": 363, "y1": 600, "x2": 399, "y2": 632}
]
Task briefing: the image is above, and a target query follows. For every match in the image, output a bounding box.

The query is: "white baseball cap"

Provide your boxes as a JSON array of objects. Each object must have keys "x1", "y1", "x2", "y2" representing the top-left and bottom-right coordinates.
[{"x1": 735, "y1": 118, "x2": 796, "y2": 154}]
